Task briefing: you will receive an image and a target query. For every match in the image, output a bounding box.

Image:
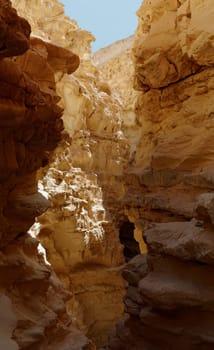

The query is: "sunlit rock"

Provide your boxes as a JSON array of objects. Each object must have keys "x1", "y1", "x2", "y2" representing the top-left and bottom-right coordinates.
[
  {"x1": 11, "y1": 0, "x2": 130, "y2": 347},
  {"x1": 105, "y1": 0, "x2": 214, "y2": 349},
  {"x1": 0, "y1": 1, "x2": 94, "y2": 349}
]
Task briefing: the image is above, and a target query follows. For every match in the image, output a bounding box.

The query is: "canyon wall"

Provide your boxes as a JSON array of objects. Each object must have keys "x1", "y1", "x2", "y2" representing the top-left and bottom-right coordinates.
[
  {"x1": 105, "y1": 0, "x2": 214, "y2": 349},
  {"x1": 0, "y1": 1, "x2": 96, "y2": 349},
  {"x1": 94, "y1": 37, "x2": 147, "y2": 254},
  {"x1": 12, "y1": 0, "x2": 131, "y2": 347},
  {"x1": 4, "y1": 0, "x2": 214, "y2": 349},
  {"x1": 93, "y1": 36, "x2": 140, "y2": 170}
]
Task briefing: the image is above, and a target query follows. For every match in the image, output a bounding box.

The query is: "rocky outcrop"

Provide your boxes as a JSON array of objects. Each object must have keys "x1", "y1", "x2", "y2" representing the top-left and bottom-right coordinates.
[
  {"x1": 0, "y1": 0, "x2": 30, "y2": 57},
  {"x1": 105, "y1": 0, "x2": 214, "y2": 349},
  {"x1": 93, "y1": 37, "x2": 147, "y2": 255},
  {"x1": 93, "y1": 36, "x2": 141, "y2": 171},
  {"x1": 6, "y1": 0, "x2": 214, "y2": 348},
  {"x1": 12, "y1": 0, "x2": 131, "y2": 347},
  {"x1": 37, "y1": 139, "x2": 126, "y2": 347},
  {"x1": 132, "y1": 0, "x2": 214, "y2": 172},
  {"x1": 0, "y1": 1, "x2": 95, "y2": 349}
]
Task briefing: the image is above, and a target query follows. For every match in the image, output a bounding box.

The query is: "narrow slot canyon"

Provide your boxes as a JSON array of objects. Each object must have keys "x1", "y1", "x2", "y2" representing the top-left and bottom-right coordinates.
[
  {"x1": 119, "y1": 221, "x2": 140, "y2": 262},
  {"x1": 0, "y1": 0, "x2": 214, "y2": 349}
]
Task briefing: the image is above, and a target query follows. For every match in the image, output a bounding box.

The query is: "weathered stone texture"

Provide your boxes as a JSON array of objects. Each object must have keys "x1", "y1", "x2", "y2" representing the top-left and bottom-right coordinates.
[
  {"x1": 11, "y1": 0, "x2": 130, "y2": 347},
  {"x1": 0, "y1": 1, "x2": 94, "y2": 349},
  {"x1": 4, "y1": 0, "x2": 214, "y2": 348},
  {"x1": 105, "y1": 0, "x2": 214, "y2": 349}
]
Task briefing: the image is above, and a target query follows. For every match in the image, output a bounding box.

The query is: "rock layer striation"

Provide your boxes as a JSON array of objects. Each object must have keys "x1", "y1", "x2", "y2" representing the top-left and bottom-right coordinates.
[
  {"x1": 105, "y1": 0, "x2": 214, "y2": 349},
  {"x1": 0, "y1": 1, "x2": 95, "y2": 349},
  {"x1": 3, "y1": 0, "x2": 214, "y2": 348},
  {"x1": 12, "y1": 0, "x2": 131, "y2": 347}
]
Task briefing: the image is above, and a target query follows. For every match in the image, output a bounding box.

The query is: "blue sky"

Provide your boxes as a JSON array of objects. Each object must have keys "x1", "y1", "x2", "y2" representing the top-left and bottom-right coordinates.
[{"x1": 61, "y1": 0, "x2": 142, "y2": 51}]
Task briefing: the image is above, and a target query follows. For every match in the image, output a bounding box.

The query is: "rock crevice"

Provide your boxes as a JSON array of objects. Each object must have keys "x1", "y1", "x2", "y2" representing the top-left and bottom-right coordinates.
[
  {"x1": 104, "y1": 0, "x2": 214, "y2": 349},
  {"x1": 1, "y1": 0, "x2": 214, "y2": 349}
]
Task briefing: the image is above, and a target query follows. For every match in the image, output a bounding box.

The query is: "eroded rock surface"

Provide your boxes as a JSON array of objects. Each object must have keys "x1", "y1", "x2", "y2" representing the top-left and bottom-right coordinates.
[
  {"x1": 12, "y1": 0, "x2": 131, "y2": 347},
  {"x1": 94, "y1": 36, "x2": 141, "y2": 174},
  {"x1": 0, "y1": 1, "x2": 95, "y2": 349},
  {"x1": 105, "y1": 0, "x2": 214, "y2": 349},
  {"x1": 94, "y1": 37, "x2": 147, "y2": 254},
  {"x1": 5, "y1": 0, "x2": 214, "y2": 348}
]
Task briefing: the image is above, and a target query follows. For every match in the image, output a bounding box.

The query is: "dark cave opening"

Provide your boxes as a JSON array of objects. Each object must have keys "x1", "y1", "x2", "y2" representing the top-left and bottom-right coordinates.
[{"x1": 119, "y1": 221, "x2": 140, "y2": 262}]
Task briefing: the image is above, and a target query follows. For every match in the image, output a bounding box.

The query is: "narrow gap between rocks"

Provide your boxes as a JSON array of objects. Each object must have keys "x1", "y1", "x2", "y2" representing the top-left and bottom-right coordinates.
[{"x1": 119, "y1": 221, "x2": 141, "y2": 262}]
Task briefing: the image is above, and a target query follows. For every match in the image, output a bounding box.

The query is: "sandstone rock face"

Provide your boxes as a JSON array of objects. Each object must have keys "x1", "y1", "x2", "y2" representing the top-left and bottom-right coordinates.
[
  {"x1": 94, "y1": 36, "x2": 141, "y2": 170},
  {"x1": 37, "y1": 140, "x2": 126, "y2": 347},
  {"x1": 6, "y1": 0, "x2": 213, "y2": 348},
  {"x1": 0, "y1": 1, "x2": 95, "y2": 349},
  {"x1": 133, "y1": 0, "x2": 214, "y2": 172},
  {"x1": 93, "y1": 37, "x2": 147, "y2": 255},
  {"x1": 0, "y1": 0, "x2": 30, "y2": 57},
  {"x1": 12, "y1": 0, "x2": 131, "y2": 347},
  {"x1": 105, "y1": 0, "x2": 214, "y2": 349}
]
